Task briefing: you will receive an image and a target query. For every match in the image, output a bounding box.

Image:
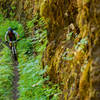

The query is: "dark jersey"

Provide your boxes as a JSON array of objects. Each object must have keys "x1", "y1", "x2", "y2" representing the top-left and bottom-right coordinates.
[{"x1": 5, "y1": 30, "x2": 18, "y2": 41}]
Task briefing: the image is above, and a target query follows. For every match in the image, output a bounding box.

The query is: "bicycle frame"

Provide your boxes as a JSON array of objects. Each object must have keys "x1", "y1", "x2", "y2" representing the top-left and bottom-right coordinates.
[
  {"x1": 5, "y1": 39, "x2": 21, "y2": 61},
  {"x1": 11, "y1": 41, "x2": 16, "y2": 55},
  {"x1": 9, "y1": 41, "x2": 17, "y2": 60}
]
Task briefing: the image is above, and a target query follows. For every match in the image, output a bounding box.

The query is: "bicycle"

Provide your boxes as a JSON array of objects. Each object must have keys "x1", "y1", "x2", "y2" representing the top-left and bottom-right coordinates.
[
  {"x1": 10, "y1": 41, "x2": 17, "y2": 60},
  {"x1": 6, "y1": 40, "x2": 18, "y2": 61}
]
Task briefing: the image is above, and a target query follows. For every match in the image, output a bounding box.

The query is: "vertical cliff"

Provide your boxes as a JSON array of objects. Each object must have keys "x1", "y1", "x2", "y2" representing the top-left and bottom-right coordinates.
[{"x1": 41, "y1": 0, "x2": 100, "y2": 100}]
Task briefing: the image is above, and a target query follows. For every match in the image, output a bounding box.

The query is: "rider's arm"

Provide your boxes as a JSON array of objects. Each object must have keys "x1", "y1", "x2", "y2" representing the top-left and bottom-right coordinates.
[
  {"x1": 13, "y1": 31, "x2": 19, "y2": 39},
  {"x1": 5, "y1": 32, "x2": 8, "y2": 41}
]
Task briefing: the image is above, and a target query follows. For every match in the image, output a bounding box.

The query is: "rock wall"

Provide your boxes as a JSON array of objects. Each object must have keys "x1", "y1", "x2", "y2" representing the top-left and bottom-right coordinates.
[{"x1": 41, "y1": 0, "x2": 100, "y2": 100}]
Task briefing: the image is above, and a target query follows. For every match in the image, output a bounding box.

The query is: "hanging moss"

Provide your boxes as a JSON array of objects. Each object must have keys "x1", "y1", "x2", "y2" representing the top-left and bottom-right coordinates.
[
  {"x1": 79, "y1": 61, "x2": 91, "y2": 100},
  {"x1": 40, "y1": 0, "x2": 67, "y2": 26}
]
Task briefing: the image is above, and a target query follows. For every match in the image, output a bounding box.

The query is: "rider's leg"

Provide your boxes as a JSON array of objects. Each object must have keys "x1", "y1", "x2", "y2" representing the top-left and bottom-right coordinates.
[
  {"x1": 14, "y1": 38, "x2": 17, "y2": 49},
  {"x1": 9, "y1": 41, "x2": 12, "y2": 49},
  {"x1": 15, "y1": 43, "x2": 17, "y2": 50}
]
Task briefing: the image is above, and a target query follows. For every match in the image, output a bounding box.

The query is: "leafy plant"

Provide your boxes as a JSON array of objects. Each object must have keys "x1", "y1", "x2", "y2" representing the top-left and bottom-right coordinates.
[
  {"x1": 0, "y1": 45, "x2": 13, "y2": 100},
  {"x1": 0, "y1": 14, "x2": 24, "y2": 41},
  {"x1": 66, "y1": 32, "x2": 73, "y2": 40},
  {"x1": 62, "y1": 48, "x2": 74, "y2": 61},
  {"x1": 18, "y1": 15, "x2": 61, "y2": 100},
  {"x1": 75, "y1": 37, "x2": 88, "y2": 51}
]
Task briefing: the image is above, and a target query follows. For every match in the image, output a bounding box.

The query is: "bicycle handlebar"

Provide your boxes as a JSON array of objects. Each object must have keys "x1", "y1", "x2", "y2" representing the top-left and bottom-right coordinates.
[{"x1": 6, "y1": 39, "x2": 20, "y2": 43}]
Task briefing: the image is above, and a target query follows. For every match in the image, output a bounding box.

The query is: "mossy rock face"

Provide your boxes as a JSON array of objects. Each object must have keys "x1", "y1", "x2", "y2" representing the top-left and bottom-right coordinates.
[
  {"x1": 40, "y1": 0, "x2": 77, "y2": 42},
  {"x1": 0, "y1": 0, "x2": 17, "y2": 17},
  {"x1": 0, "y1": 0, "x2": 36, "y2": 21},
  {"x1": 40, "y1": 0, "x2": 66, "y2": 25},
  {"x1": 40, "y1": 0, "x2": 67, "y2": 42},
  {"x1": 42, "y1": 0, "x2": 100, "y2": 100},
  {"x1": 79, "y1": 61, "x2": 90, "y2": 100}
]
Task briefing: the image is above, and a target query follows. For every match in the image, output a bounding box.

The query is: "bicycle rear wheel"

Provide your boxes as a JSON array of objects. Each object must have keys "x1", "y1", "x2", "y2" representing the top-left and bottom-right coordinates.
[
  {"x1": 12, "y1": 46, "x2": 17, "y2": 61},
  {"x1": 14, "y1": 54, "x2": 17, "y2": 61}
]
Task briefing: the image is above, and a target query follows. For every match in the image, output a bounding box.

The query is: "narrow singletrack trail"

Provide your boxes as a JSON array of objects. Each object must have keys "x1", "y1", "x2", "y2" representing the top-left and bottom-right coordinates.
[
  {"x1": 0, "y1": 38, "x2": 20, "y2": 100},
  {"x1": 12, "y1": 60, "x2": 19, "y2": 100}
]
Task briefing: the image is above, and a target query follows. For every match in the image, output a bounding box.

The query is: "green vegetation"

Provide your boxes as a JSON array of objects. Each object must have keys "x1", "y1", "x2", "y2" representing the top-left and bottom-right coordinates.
[
  {"x1": 18, "y1": 15, "x2": 61, "y2": 100},
  {"x1": 62, "y1": 48, "x2": 74, "y2": 61},
  {"x1": 0, "y1": 14, "x2": 24, "y2": 41},
  {"x1": 0, "y1": 14, "x2": 61, "y2": 100},
  {"x1": 0, "y1": 45, "x2": 13, "y2": 100},
  {"x1": 75, "y1": 37, "x2": 88, "y2": 52},
  {"x1": 0, "y1": 14, "x2": 23, "y2": 99}
]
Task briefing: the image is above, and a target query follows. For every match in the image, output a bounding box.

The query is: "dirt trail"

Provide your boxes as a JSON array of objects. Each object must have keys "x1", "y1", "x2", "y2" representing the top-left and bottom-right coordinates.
[
  {"x1": 0, "y1": 38, "x2": 20, "y2": 100},
  {"x1": 12, "y1": 61, "x2": 19, "y2": 100}
]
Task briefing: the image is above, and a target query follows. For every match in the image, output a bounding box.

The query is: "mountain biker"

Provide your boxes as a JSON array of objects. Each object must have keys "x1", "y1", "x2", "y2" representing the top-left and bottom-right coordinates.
[{"x1": 5, "y1": 27, "x2": 19, "y2": 48}]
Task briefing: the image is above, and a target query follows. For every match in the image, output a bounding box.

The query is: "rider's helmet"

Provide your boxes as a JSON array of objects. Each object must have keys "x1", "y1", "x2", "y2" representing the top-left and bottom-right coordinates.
[{"x1": 8, "y1": 27, "x2": 12, "y2": 32}]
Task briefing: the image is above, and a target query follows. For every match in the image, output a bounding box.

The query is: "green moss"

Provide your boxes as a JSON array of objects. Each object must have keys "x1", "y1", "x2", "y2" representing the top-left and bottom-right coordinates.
[
  {"x1": 40, "y1": 0, "x2": 67, "y2": 26},
  {"x1": 79, "y1": 61, "x2": 91, "y2": 100},
  {"x1": 83, "y1": 0, "x2": 90, "y2": 4}
]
